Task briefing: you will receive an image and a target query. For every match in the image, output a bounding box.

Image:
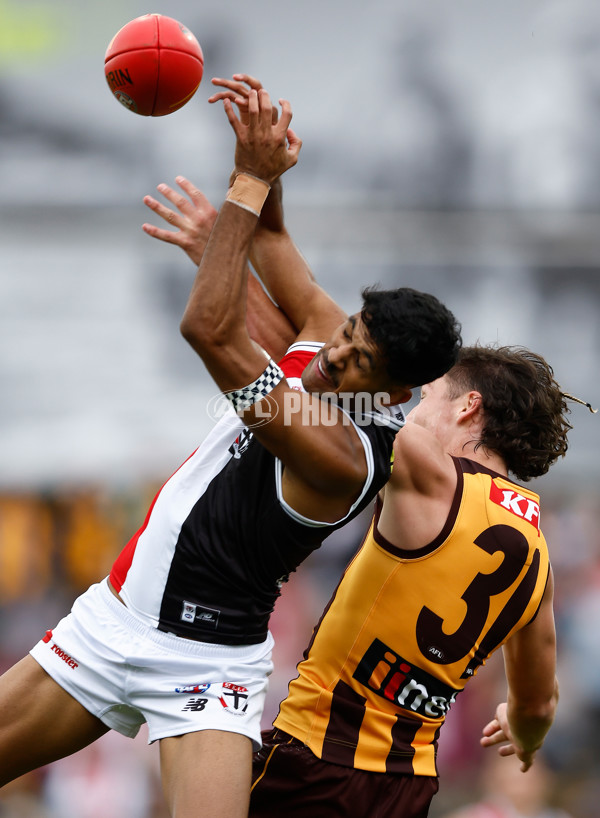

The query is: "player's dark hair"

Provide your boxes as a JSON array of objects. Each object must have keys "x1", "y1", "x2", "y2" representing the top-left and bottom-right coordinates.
[
  {"x1": 445, "y1": 345, "x2": 571, "y2": 481},
  {"x1": 360, "y1": 287, "x2": 462, "y2": 387}
]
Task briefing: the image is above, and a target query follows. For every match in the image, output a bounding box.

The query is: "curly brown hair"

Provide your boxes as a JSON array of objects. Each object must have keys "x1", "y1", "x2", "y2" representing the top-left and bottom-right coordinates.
[{"x1": 445, "y1": 345, "x2": 571, "y2": 481}]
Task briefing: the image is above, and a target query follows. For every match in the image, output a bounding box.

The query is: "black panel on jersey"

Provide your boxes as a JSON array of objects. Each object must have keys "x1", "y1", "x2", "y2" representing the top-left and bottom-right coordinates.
[{"x1": 158, "y1": 413, "x2": 401, "y2": 644}]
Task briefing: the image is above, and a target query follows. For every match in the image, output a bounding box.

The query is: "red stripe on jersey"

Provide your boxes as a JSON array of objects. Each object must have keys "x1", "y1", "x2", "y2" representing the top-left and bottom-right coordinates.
[
  {"x1": 109, "y1": 448, "x2": 200, "y2": 593},
  {"x1": 279, "y1": 348, "x2": 318, "y2": 380}
]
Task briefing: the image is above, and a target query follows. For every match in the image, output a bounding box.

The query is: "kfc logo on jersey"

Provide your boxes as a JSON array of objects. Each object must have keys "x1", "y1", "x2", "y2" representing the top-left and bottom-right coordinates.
[
  {"x1": 489, "y1": 481, "x2": 540, "y2": 531},
  {"x1": 354, "y1": 638, "x2": 459, "y2": 719},
  {"x1": 219, "y1": 682, "x2": 248, "y2": 715}
]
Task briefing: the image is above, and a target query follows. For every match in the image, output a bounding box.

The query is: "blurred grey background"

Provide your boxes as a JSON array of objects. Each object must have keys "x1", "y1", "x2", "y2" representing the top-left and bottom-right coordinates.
[
  {"x1": 1, "y1": 1, "x2": 600, "y2": 816},
  {"x1": 2, "y1": 0, "x2": 599, "y2": 489}
]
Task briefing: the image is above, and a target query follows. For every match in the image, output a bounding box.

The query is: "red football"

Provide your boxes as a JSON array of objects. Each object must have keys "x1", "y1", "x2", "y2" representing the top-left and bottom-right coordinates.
[{"x1": 104, "y1": 14, "x2": 204, "y2": 117}]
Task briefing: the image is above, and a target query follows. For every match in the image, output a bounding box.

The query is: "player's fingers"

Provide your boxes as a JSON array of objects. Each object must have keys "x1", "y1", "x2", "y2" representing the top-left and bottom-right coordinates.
[
  {"x1": 223, "y1": 98, "x2": 243, "y2": 134},
  {"x1": 155, "y1": 183, "x2": 193, "y2": 215},
  {"x1": 211, "y1": 77, "x2": 254, "y2": 98},
  {"x1": 231, "y1": 96, "x2": 251, "y2": 124},
  {"x1": 209, "y1": 90, "x2": 251, "y2": 124},
  {"x1": 286, "y1": 128, "x2": 302, "y2": 160},
  {"x1": 232, "y1": 73, "x2": 263, "y2": 92},
  {"x1": 141, "y1": 223, "x2": 182, "y2": 245},
  {"x1": 480, "y1": 728, "x2": 508, "y2": 747},
  {"x1": 254, "y1": 89, "x2": 275, "y2": 133},
  {"x1": 247, "y1": 89, "x2": 260, "y2": 123},
  {"x1": 208, "y1": 89, "x2": 240, "y2": 105},
  {"x1": 276, "y1": 98, "x2": 294, "y2": 133},
  {"x1": 481, "y1": 718, "x2": 500, "y2": 737},
  {"x1": 142, "y1": 194, "x2": 181, "y2": 226},
  {"x1": 174, "y1": 176, "x2": 215, "y2": 213}
]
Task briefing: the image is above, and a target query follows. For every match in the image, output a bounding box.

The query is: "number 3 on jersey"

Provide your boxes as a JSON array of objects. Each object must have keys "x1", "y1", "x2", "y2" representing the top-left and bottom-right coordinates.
[{"x1": 416, "y1": 524, "x2": 542, "y2": 679}]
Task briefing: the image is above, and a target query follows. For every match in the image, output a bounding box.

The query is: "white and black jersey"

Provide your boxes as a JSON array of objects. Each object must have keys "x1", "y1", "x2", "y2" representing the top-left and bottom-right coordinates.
[{"x1": 109, "y1": 343, "x2": 404, "y2": 645}]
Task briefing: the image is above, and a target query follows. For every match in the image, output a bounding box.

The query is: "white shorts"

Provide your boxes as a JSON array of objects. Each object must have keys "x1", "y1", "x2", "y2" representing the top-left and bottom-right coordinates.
[{"x1": 29, "y1": 580, "x2": 274, "y2": 751}]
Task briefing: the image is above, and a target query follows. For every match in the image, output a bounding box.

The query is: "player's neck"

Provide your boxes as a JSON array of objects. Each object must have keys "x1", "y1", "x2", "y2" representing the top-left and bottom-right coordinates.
[{"x1": 450, "y1": 436, "x2": 508, "y2": 477}]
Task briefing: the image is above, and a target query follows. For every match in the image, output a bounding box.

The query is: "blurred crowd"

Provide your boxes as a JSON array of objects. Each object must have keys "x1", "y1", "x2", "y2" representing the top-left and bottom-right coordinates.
[{"x1": 0, "y1": 483, "x2": 598, "y2": 817}]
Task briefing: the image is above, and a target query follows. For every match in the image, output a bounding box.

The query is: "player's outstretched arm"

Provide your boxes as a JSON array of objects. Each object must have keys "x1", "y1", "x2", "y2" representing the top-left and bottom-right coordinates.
[
  {"x1": 210, "y1": 74, "x2": 346, "y2": 342},
  {"x1": 180, "y1": 89, "x2": 299, "y2": 384},
  {"x1": 481, "y1": 570, "x2": 559, "y2": 771},
  {"x1": 181, "y1": 89, "x2": 369, "y2": 508}
]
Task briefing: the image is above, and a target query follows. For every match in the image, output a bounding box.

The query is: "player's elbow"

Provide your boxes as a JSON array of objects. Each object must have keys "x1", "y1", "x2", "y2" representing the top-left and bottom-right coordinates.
[
  {"x1": 180, "y1": 309, "x2": 230, "y2": 353},
  {"x1": 180, "y1": 311, "x2": 206, "y2": 352}
]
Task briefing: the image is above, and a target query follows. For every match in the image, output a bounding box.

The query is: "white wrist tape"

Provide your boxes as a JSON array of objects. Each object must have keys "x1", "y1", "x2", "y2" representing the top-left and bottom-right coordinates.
[{"x1": 224, "y1": 359, "x2": 284, "y2": 414}]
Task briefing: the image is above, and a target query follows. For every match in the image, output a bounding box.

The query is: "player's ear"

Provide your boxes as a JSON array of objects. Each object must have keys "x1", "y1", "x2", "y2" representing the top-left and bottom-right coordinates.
[{"x1": 457, "y1": 391, "x2": 482, "y2": 423}]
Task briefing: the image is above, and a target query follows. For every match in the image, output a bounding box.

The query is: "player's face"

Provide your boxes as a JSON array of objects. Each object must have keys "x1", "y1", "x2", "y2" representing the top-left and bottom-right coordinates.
[
  {"x1": 406, "y1": 376, "x2": 456, "y2": 437},
  {"x1": 301, "y1": 314, "x2": 411, "y2": 404}
]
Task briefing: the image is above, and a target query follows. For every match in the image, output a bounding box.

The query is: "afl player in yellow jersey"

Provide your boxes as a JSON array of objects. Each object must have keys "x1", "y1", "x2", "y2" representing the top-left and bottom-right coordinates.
[{"x1": 250, "y1": 345, "x2": 569, "y2": 818}]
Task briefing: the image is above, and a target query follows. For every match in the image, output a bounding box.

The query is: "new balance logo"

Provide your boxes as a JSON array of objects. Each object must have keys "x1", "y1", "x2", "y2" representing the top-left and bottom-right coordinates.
[{"x1": 182, "y1": 698, "x2": 208, "y2": 712}]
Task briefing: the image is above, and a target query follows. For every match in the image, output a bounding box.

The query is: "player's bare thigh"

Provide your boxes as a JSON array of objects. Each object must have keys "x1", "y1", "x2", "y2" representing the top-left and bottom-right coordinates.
[
  {"x1": 0, "y1": 654, "x2": 109, "y2": 786},
  {"x1": 160, "y1": 729, "x2": 253, "y2": 818}
]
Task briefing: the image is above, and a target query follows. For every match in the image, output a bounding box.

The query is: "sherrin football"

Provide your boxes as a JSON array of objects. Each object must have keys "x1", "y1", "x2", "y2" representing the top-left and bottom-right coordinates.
[{"x1": 104, "y1": 14, "x2": 204, "y2": 116}]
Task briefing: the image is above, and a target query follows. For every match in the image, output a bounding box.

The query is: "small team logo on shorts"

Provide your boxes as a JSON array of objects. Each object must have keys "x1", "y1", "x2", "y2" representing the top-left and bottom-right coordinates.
[{"x1": 219, "y1": 683, "x2": 248, "y2": 715}]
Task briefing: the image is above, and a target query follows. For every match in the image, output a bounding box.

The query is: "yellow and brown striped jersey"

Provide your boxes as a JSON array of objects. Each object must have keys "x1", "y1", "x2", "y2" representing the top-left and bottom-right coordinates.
[{"x1": 274, "y1": 456, "x2": 550, "y2": 776}]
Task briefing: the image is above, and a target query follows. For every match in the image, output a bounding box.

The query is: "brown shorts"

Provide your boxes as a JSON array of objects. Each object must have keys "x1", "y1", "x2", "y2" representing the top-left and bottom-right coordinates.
[{"x1": 250, "y1": 729, "x2": 438, "y2": 818}]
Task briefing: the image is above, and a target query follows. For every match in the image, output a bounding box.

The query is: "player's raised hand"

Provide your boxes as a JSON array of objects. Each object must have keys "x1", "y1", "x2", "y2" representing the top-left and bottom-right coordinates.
[
  {"x1": 209, "y1": 74, "x2": 278, "y2": 125},
  {"x1": 142, "y1": 176, "x2": 217, "y2": 266},
  {"x1": 222, "y1": 87, "x2": 301, "y2": 184}
]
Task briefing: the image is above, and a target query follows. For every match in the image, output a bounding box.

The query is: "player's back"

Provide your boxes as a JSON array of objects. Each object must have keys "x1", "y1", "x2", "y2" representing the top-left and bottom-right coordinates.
[{"x1": 275, "y1": 456, "x2": 550, "y2": 776}]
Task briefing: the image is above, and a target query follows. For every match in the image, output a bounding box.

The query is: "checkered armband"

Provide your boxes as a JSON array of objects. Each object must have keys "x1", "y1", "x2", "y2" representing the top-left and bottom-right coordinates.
[{"x1": 224, "y1": 359, "x2": 285, "y2": 415}]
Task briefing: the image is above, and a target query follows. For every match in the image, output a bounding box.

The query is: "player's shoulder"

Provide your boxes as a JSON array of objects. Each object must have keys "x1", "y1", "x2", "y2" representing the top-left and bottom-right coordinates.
[
  {"x1": 392, "y1": 421, "x2": 447, "y2": 466},
  {"x1": 390, "y1": 422, "x2": 455, "y2": 490}
]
